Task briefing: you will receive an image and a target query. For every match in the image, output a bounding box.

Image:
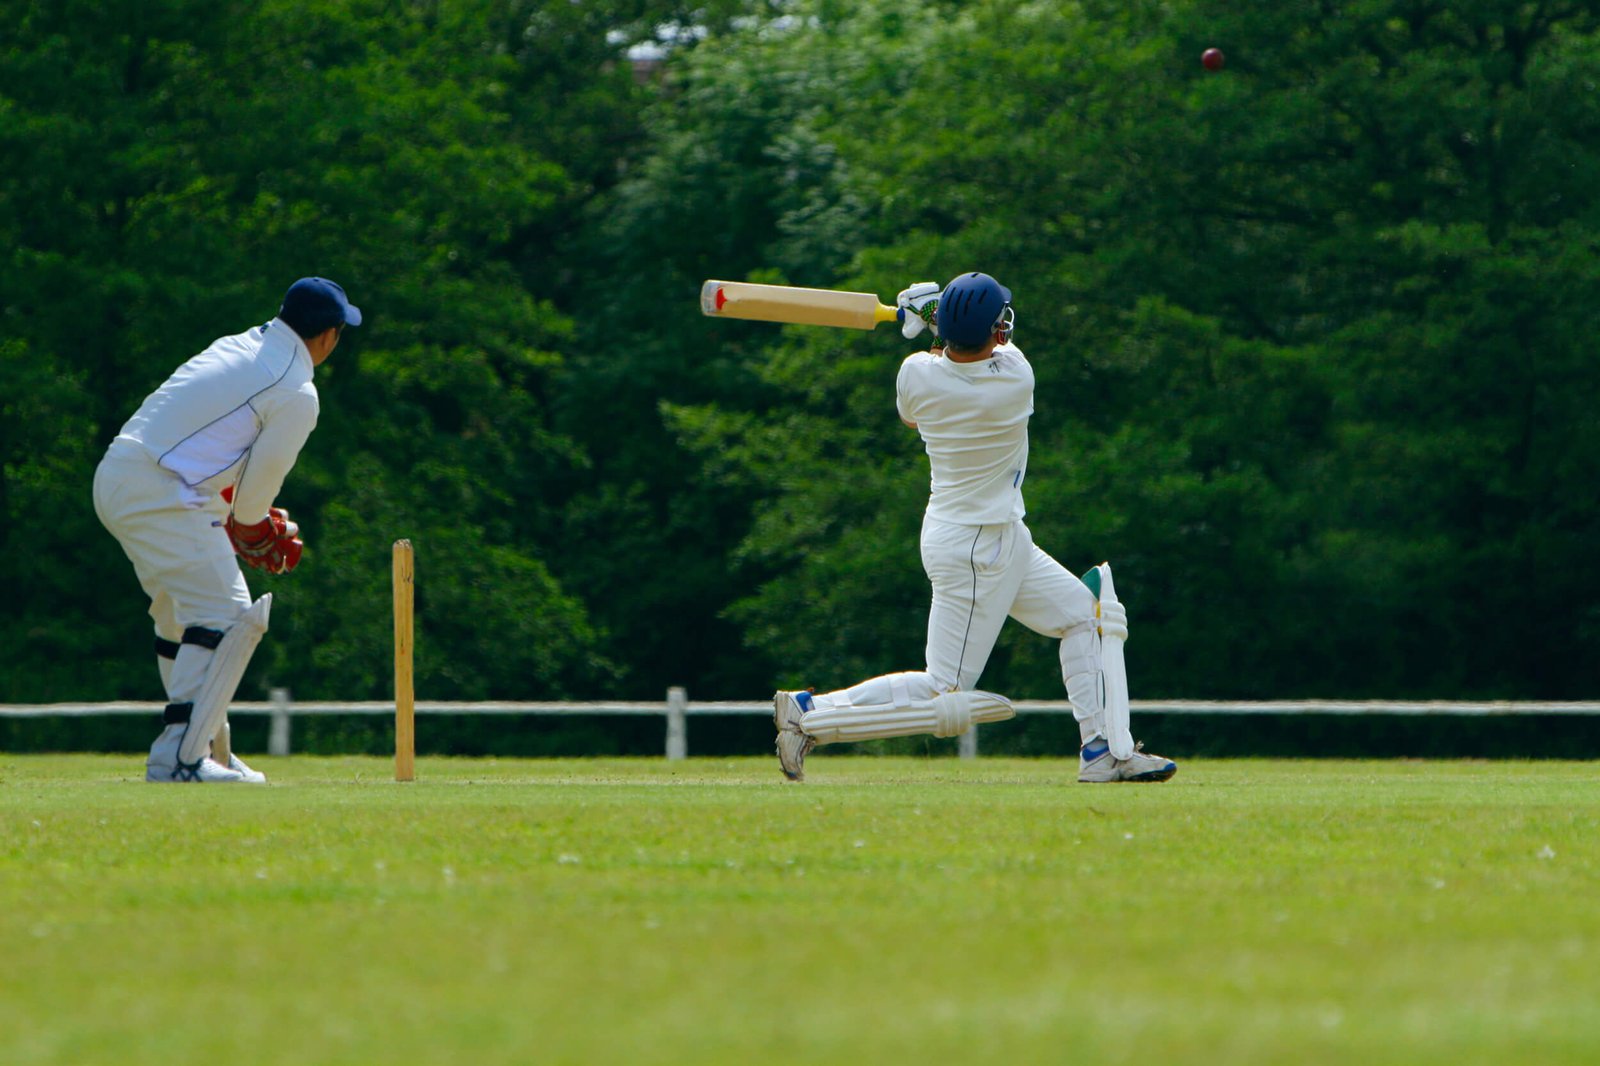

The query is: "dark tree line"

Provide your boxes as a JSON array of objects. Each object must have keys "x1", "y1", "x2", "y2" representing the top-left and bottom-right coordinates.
[{"x1": 3, "y1": 0, "x2": 1597, "y2": 712}]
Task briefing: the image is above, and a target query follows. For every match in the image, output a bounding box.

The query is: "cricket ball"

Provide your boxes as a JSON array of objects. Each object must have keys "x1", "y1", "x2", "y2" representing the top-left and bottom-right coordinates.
[{"x1": 1202, "y1": 47, "x2": 1225, "y2": 71}]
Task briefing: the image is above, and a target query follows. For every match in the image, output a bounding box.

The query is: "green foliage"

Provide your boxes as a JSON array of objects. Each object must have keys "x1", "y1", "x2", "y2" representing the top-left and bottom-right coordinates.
[
  {"x1": 670, "y1": 0, "x2": 1600, "y2": 701},
  {"x1": 3, "y1": 0, "x2": 1599, "y2": 719},
  {"x1": 0, "y1": 0, "x2": 651, "y2": 700}
]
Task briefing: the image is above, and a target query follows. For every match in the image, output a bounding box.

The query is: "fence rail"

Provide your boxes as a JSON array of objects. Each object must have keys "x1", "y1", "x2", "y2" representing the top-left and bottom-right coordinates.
[{"x1": 5, "y1": 691, "x2": 1599, "y2": 759}]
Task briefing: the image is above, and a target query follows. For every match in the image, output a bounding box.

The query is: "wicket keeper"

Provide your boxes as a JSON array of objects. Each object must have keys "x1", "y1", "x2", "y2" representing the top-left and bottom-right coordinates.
[{"x1": 93, "y1": 277, "x2": 361, "y2": 782}]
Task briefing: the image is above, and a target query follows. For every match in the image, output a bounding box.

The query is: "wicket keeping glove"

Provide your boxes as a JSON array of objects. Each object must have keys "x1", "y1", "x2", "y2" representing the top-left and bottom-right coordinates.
[
  {"x1": 221, "y1": 486, "x2": 304, "y2": 574},
  {"x1": 225, "y1": 508, "x2": 303, "y2": 574}
]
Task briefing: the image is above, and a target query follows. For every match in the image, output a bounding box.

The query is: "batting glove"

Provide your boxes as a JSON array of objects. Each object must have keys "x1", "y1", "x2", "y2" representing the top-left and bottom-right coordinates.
[{"x1": 896, "y1": 282, "x2": 941, "y2": 340}]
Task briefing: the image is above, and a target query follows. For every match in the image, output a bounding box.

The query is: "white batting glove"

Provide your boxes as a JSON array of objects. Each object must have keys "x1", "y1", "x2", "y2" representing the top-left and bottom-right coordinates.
[{"x1": 896, "y1": 282, "x2": 941, "y2": 340}]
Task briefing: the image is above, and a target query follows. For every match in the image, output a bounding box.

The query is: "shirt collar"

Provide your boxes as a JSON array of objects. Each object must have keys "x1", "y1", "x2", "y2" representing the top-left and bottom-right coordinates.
[{"x1": 265, "y1": 317, "x2": 314, "y2": 365}]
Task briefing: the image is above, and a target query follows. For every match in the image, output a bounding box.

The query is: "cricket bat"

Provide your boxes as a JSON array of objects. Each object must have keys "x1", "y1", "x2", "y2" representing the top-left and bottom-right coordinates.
[{"x1": 700, "y1": 280, "x2": 901, "y2": 331}]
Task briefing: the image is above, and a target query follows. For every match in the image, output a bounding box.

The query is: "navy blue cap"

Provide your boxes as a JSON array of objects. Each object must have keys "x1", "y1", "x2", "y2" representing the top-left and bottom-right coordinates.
[{"x1": 279, "y1": 277, "x2": 362, "y2": 338}]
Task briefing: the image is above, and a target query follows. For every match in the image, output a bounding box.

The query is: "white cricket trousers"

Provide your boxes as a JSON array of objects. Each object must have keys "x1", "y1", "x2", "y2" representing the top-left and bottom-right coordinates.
[
  {"x1": 92, "y1": 445, "x2": 252, "y2": 643},
  {"x1": 816, "y1": 515, "x2": 1099, "y2": 710}
]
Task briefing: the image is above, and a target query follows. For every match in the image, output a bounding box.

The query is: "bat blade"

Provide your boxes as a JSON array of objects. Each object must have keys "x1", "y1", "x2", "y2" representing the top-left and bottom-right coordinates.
[{"x1": 701, "y1": 280, "x2": 900, "y2": 330}]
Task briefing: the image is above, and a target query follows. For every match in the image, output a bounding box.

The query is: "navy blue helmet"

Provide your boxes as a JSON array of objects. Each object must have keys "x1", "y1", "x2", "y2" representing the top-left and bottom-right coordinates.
[{"x1": 936, "y1": 273, "x2": 1012, "y2": 347}]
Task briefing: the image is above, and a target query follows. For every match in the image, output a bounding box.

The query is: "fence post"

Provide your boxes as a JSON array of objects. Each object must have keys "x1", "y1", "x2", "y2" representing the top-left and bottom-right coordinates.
[
  {"x1": 665, "y1": 686, "x2": 688, "y2": 760},
  {"x1": 959, "y1": 724, "x2": 979, "y2": 759},
  {"x1": 268, "y1": 687, "x2": 292, "y2": 756}
]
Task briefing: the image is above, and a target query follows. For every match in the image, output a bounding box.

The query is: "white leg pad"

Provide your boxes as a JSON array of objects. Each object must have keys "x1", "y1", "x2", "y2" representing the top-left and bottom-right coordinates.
[
  {"x1": 212, "y1": 718, "x2": 233, "y2": 765},
  {"x1": 801, "y1": 689, "x2": 1014, "y2": 745},
  {"x1": 177, "y1": 595, "x2": 271, "y2": 765},
  {"x1": 1061, "y1": 563, "x2": 1134, "y2": 759},
  {"x1": 1095, "y1": 564, "x2": 1134, "y2": 759}
]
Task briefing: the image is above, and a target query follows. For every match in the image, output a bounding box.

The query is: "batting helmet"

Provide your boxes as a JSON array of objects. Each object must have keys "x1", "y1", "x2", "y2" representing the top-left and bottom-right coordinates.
[{"x1": 936, "y1": 272, "x2": 1012, "y2": 348}]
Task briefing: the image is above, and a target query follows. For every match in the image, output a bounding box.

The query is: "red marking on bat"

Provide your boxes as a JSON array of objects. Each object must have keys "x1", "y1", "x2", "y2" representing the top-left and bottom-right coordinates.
[{"x1": 715, "y1": 286, "x2": 727, "y2": 311}]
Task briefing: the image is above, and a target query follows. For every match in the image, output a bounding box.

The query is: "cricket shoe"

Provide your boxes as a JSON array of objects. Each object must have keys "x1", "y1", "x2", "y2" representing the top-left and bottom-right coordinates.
[
  {"x1": 146, "y1": 756, "x2": 248, "y2": 783},
  {"x1": 146, "y1": 724, "x2": 249, "y2": 783},
  {"x1": 773, "y1": 689, "x2": 816, "y2": 782},
  {"x1": 227, "y1": 752, "x2": 269, "y2": 784},
  {"x1": 1077, "y1": 739, "x2": 1177, "y2": 783}
]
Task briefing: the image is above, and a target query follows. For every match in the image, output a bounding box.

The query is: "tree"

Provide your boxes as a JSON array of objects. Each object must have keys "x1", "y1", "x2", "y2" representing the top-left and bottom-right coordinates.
[
  {"x1": 0, "y1": 0, "x2": 671, "y2": 701},
  {"x1": 659, "y1": 0, "x2": 1600, "y2": 700}
]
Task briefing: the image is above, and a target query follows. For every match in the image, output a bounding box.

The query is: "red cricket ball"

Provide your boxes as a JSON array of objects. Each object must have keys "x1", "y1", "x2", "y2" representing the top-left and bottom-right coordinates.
[{"x1": 1202, "y1": 47, "x2": 1225, "y2": 71}]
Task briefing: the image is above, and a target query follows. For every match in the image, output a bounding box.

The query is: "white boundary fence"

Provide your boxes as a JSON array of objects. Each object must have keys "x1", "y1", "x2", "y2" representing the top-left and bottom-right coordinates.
[{"x1": 4, "y1": 689, "x2": 1599, "y2": 759}]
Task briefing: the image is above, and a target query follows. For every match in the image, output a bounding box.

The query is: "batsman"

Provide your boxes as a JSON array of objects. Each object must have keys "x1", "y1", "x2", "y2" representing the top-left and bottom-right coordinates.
[
  {"x1": 774, "y1": 272, "x2": 1176, "y2": 784},
  {"x1": 93, "y1": 277, "x2": 361, "y2": 783}
]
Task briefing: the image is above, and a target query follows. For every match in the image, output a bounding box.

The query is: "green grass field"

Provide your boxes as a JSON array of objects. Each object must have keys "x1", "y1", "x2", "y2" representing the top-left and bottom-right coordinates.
[{"x1": 2, "y1": 755, "x2": 1597, "y2": 1065}]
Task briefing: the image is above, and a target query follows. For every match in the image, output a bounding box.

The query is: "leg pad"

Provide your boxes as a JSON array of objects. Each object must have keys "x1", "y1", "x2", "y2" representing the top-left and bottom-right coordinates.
[
  {"x1": 803, "y1": 690, "x2": 1014, "y2": 745},
  {"x1": 176, "y1": 595, "x2": 271, "y2": 764}
]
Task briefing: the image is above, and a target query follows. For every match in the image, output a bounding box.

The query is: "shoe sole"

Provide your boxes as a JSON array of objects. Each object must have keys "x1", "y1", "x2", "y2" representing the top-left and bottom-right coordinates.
[
  {"x1": 776, "y1": 751, "x2": 804, "y2": 782},
  {"x1": 775, "y1": 734, "x2": 809, "y2": 782},
  {"x1": 146, "y1": 767, "x2": 248, "y2": 783},
  {"x1": 1078, "y1": 763, "x2": 1178, "y2": 783},
  {"x1": 773, "y1": 691, "x2": 808, "y2": 782}
]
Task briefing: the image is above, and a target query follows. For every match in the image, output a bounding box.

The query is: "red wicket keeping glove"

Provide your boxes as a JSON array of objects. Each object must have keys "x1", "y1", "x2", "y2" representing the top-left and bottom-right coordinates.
[{"x1": 221, "y1": 486, "x2": 304, "y2": 574}]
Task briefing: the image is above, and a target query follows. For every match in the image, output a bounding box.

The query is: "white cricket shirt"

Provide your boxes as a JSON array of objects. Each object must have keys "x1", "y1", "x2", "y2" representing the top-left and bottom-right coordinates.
[
  {"x1": 109, "y1": 318, "x2": 320, "y2": 521},
  {"x1": 896, "y1": 343, "x2": 1033, "y2": 525}
]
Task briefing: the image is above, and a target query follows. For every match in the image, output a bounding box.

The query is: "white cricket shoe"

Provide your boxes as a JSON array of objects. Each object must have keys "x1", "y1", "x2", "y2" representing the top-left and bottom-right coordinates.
[
  {"x1": 227, "y1": 753, "x2": 269, "y2": 784},
  {"x1": 773, "y1": 690, "x2": 816, "y2": 782},
  {"x1": 1078, "y1": 740, "x2": 1177, "y2": 783},
  {"x1": 146, "y1": 756, "x2": 248, "y2": 783},
  {"x1": 146, "y1": 724, "x2": 250, "y2": 783}
]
